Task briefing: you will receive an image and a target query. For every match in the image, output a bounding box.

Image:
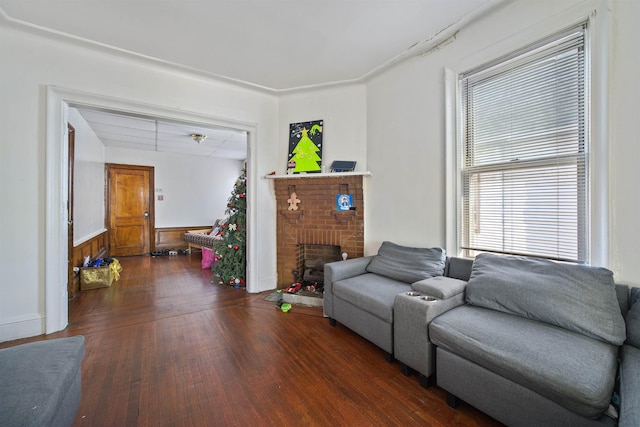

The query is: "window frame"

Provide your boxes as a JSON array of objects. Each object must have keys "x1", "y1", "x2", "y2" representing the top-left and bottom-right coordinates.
[
  {"x1": 461, "y1": 24, "x2": 588, "y2": 263},
  {"x1": 445, "y1": 10, "x2": 609, "y2": 266}
]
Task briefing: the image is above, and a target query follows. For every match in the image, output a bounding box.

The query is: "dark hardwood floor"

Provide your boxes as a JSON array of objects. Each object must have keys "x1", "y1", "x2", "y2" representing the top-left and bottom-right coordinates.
[{"x1": 2, "y1": 255, "x2": 502, "y2": 426}]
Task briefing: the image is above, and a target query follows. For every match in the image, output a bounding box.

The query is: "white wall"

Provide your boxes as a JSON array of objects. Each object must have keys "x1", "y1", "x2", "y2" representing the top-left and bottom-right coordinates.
[
  {"x1": 105, "y1": 147, "x2": 243, "y2": 228},
  {"x1": 69, "y1": 108, "x2": 107, "y2": 244},
  {"x1": 0, "y1": 22, "x2": 280, "y2": 341},
  {"x1": 365, "y1": 57, "x2": 448, "y2": 254},
  {"x1": 609, "y1": 0, "x2": 640, "y2": 284}
]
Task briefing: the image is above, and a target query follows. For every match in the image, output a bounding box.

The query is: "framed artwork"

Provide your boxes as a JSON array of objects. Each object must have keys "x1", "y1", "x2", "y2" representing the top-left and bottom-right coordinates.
[
  {"x1": 330, "y1": 160, "x2": 356, "y2": 172},
  {"x1": 288, "y1": 120, "x2": 323, "y2": 173}
]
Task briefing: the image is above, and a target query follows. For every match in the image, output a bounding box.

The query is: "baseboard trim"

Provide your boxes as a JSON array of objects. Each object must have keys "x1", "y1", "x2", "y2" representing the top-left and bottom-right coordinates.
[{"x1": 0, "y1": 314, "x2": 45, "y2": 343}]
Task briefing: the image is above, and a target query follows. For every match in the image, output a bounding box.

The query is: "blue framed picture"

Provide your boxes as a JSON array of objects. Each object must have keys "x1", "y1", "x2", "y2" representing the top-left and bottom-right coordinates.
[{"x1": 336, "y1": 194, "x2": 353, "y2": 211}]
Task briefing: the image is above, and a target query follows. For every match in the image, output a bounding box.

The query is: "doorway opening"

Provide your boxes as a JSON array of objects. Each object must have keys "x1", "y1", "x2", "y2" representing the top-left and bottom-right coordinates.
[{"x1": 46, "y1": 87, "x2": 257, "y2": 334}]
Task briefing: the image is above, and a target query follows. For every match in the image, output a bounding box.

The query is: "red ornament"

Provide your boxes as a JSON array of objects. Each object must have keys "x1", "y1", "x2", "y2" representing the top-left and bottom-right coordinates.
[
  {"x1": 239, "y1": 193, "x2": 245, "y2": 198},
  {"x1": 221, "y1": 224, "x2": 226, "y2": 229},
  {"x1": 233, "y1": 245, "x2": 239, "y2": 250}
]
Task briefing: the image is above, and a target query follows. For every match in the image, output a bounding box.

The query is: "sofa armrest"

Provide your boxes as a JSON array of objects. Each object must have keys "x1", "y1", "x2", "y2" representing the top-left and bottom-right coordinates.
[
  {"x1": 394, "y1": 289, "x2": 466, "y2": 379},
  {"x1": 323, "y1": 256, "x2": 373, "y2": 319},
  {"x1": 410, "y1": 276, "x2": 469, "y2": 328},
  {"x1": 412, "y1": 276, "x2": 468, "y2": 300},
  {"x1": 325, "y1": 256, "x2": 373, "y2": 283}
]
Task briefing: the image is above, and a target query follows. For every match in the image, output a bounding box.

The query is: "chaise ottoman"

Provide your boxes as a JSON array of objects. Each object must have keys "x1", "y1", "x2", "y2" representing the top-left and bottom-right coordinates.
[{"x1": 0, "y1": 336, "x2": 85, "y2": 427}]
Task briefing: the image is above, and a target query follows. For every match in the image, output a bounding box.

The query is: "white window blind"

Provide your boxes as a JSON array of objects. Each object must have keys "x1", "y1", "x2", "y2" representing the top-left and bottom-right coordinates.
[{"x1": 459, "y1": 24, "x2": 588, "y2": 263}]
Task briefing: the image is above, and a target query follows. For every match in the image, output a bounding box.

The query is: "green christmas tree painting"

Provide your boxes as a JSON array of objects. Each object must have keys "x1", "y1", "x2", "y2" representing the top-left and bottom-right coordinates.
[
  {"x1": 288, "y1": 120, "x2": 323, "y2": 173},
  {"x1": 212, "y1": 168, "x2": 247, "y2": 288}
]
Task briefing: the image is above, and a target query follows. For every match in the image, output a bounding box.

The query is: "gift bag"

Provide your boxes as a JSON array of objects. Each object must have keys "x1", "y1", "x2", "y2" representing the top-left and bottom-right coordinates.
[{"x1": 201, "y1": 248, "x2": 215, "y2": 269}]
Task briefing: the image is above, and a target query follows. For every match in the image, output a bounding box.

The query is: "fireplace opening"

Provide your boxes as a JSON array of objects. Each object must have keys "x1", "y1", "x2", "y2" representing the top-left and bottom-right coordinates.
[
  {"x1": 294, "y1": 244, "x2": 342, "y2": 289},
  {"x1": 281, "y1": 244, "x2": 342, "y2": 307}
]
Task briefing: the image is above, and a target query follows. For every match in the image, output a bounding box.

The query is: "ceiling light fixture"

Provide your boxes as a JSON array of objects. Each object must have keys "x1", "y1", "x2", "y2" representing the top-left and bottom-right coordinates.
[{"x1": 191, "y1": 133, "x2": 207, "y2": 144}]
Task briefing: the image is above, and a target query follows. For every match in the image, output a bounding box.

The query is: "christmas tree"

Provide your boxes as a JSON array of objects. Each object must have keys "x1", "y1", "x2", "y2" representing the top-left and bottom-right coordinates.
[
  {"x1": 290, "y1": 127, "x2": 322, "y2": 173},
  {"x1": 212, "y1": 168, "x2": 246, "y2": 287}
]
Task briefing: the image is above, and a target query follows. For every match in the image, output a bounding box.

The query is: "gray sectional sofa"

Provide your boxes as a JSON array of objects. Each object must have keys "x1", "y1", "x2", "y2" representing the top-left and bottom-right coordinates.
[{"x1": 324, "y1": 243, "x2": 640, "y2": 426}]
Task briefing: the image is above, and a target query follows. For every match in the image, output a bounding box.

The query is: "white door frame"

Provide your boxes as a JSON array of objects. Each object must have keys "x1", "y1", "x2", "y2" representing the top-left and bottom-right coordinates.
[{"x1": 45, "y1": 86, "x2": 258, "y2": 333}]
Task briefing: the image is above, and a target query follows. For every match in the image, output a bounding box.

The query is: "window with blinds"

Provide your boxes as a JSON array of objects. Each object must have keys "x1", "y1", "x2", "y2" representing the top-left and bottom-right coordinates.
[{"x1": 459, "y1": 24, "x2": 588, "y2": 263}]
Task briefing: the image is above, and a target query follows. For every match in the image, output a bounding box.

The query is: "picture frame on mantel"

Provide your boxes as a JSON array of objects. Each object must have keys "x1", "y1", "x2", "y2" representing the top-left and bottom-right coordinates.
[
  {"x1": 287, "y1": 120, "x2": 323, "y2": 174},
  {"x1": 330, "y1": 160, "x2": 356, "y2": 173}
]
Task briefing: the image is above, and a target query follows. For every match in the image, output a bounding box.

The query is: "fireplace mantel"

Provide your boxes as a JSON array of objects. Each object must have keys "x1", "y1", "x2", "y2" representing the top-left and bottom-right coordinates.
[{"x1": 264, "y1": 171, "x2": 371, "y2": 180}]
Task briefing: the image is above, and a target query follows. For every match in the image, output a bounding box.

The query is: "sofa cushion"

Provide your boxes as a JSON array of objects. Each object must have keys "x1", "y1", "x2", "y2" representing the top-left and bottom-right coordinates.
[
  {"x1": 465, "y1": 253, "x2": 626, "y2": 345},
  {"x1": 430, "y1": 306, "x2": 619, "y2": 418},
  {"x1": 365, "y1": 241, "x2": 446, "y2": 284},
  {"x1": 333, "y1": 273, "x2": 411, "y2": 323},
  {"x1": 626, "y1": 292, "x2": 640, "y2": 347}
]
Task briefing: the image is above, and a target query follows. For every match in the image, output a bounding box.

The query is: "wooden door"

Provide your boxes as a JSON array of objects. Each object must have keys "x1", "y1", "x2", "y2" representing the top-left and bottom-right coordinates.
[{"x1": 107, "y1": 164, "x2": 154, "y2": 256}]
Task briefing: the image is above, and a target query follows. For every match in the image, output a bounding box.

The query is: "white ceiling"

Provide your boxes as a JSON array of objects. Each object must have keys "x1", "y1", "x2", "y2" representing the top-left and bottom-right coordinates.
[
  {"x1": 0, "y1": 0, "x2": 505, "y2": 92},
  {"x1": 75, "y1": 107, "x2": 248, "y2": 160},
  {"x1": 1, "y1": 0, "x2": 506, "y2": 158}
]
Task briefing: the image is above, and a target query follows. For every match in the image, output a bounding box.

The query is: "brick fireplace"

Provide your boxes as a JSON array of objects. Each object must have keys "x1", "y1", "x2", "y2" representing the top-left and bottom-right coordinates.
[{"x1": 273, "y1": 174, "x2": 365, "y2": 288}]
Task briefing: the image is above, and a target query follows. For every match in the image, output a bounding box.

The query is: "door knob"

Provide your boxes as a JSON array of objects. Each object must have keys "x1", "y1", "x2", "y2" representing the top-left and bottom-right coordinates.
[{"x1": 144, "y1": 211, "x2": 149, "y2": 218}]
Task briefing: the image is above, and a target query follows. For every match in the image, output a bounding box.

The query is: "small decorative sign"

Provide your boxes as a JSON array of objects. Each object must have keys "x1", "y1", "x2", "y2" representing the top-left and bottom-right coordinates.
[{"x1": 336, "y1": 194, "x2": 353, "y2": 211}]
